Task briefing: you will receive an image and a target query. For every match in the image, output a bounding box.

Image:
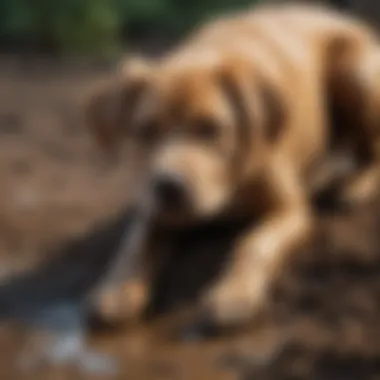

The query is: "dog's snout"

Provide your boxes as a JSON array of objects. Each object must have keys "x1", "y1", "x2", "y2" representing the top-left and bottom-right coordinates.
[{"x1": 153, "y1": 174, "x2": 187, "y2": 208}]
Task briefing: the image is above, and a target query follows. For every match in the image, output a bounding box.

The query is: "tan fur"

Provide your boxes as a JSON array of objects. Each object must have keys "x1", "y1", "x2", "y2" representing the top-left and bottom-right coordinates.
[{"x1": 86, "y1": 4, "x2": 380, "y2": 327}]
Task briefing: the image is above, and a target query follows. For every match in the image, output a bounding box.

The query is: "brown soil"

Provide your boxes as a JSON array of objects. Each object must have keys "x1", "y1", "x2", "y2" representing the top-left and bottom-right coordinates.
[{"x1": 1, "y1": 55, "x2": 380, "y2": 380}]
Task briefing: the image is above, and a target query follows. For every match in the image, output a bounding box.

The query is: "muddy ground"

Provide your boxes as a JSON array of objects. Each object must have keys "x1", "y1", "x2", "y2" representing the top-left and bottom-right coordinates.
[{"x1": 1, "y1": 56, "x2": 380, "y2": 380}]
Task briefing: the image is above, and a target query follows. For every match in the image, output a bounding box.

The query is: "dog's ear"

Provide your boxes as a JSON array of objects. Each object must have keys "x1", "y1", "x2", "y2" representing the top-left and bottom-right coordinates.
[
  {"x1": 85, "y1": 57, "x2": 152, "y2": 151},
  {"x1": 257, "y1": 80, "x2": 287, "y2": 143},
  {"x1": 218, "y1": 64, "x2": 286, "y2": 145}
]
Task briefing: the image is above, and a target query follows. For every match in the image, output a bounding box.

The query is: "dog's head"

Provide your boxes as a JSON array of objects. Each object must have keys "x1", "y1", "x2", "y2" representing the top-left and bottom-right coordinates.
[{"x1": 86, "y1": 55, "x2": 286, "y2": 225}]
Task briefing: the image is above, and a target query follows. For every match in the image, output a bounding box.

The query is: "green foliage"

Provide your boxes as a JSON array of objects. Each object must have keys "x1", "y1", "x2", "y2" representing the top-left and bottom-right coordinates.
[
  {"x1": 0, "y1": 0, "x2": 261, "y2": 56},
  {"x1": 0, "y1": 0, "x2": 121, "y2": 57},
  {"x1": 51, "y1": 0, "x2": 121, "y2": 57}
]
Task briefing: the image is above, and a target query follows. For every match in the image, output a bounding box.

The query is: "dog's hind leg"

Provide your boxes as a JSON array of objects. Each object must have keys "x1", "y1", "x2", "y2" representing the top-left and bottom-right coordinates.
[
  {"x1": 328, "y1": 46, "x2": 380, "y2": 207},
  {"x1": 344, "y1": 49, "x2": 380, "y2": 205}
]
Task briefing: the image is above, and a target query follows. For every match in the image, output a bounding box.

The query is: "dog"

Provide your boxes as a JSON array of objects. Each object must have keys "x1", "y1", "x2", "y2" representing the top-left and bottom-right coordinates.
[{"x1": 85, "y1": 3, "x2": 380, "y2": 329}]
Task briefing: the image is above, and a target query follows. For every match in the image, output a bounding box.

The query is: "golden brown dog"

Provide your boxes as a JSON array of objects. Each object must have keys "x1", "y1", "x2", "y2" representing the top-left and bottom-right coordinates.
[{"x1": 85, "y1": 4, "x2": 380, "y2": 328}]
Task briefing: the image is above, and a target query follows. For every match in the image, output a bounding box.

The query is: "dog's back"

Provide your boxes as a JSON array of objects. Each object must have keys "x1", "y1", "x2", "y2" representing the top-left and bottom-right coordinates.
[{"x1": 159, "y1": 4, "x2": 379, "y2": 185}]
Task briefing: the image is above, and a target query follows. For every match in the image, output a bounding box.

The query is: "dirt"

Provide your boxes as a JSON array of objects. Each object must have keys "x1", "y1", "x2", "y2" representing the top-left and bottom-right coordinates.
[
  {"x1": 1, "y1": 55, "x2": 380, "y2": 380},
  {"x1": 0, "y1": 56, "x2": 135, "y2": 279}
]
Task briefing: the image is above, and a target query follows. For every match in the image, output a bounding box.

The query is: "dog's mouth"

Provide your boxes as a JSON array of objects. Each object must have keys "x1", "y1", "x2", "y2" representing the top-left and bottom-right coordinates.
[
  {"x1": 152, "y1": 201, "x2": 196, "y2": 227},
  {"x1": 147, "y1": 173, "x2": 196, "y2": 223},
  {"x1": 145, "y1": 172, "x2": 233, "y2": 227}
]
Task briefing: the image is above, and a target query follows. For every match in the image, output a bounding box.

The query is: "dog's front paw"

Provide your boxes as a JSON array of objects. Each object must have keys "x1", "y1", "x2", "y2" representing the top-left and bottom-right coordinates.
[
  {"x1": 89, "y1": 280, "x2": 149, "y2": 327},
  {"x1": 200, "y1": 276, "x2": 267, "y2": 329}
]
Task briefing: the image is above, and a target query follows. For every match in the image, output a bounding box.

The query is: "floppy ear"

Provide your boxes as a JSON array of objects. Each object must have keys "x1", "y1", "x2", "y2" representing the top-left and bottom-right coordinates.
[
  {"x1": 218, "y1": 65, "x2": 286, "y2": 145},
  {"x1": 85, "y1": 57, "x2": 151, "y2": 151},
  {"x1": 257, "y1": 80, "x2": 287, "y2": 143}
]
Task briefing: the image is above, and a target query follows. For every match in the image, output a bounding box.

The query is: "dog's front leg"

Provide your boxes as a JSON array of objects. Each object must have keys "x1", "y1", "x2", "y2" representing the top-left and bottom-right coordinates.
[
  {"x1": 201, "y1": 208, "x2": 311, "y2": 327},
  {"x1": 201, "y1": 165, "x2": 313, "y2": 327},
  {"x1": 89, "y1": 210, "x2": 161, "y2": 325}
]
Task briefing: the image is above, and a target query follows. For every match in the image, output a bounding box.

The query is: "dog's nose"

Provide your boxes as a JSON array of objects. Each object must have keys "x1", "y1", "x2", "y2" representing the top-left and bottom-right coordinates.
[{"x1": 153, "y1": 174, "x2": 187, "y2": 208}]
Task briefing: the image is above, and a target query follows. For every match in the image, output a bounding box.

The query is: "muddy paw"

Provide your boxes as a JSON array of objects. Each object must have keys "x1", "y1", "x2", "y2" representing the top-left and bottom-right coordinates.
[
  {"x1": 199, "y1": 279, "x2": 266, "y2": 330},
  {"x1": 88, "y1": 280, "x2": 149, "y2": 328}
]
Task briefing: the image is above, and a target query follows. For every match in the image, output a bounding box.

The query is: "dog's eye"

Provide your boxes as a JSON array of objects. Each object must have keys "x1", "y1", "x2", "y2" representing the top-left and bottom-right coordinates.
[
  {"x1": 195, "y1": 119, "x2": 220, "y2": 141},
  {"x1": 135, "y1": 121, "x2": 160, "y2": 144}
]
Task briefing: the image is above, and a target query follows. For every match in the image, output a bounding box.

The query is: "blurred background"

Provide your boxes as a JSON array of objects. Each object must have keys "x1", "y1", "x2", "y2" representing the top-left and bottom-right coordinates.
[
  {"x1": 1, "y1": 0, "x2": 380, "y2": 379},
  {"x1": 0, "y1": 0, "x2": 377, "y2": 59},
  {"x1": 0, "y1": 0, "x2": 266, "y2": 58}
]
